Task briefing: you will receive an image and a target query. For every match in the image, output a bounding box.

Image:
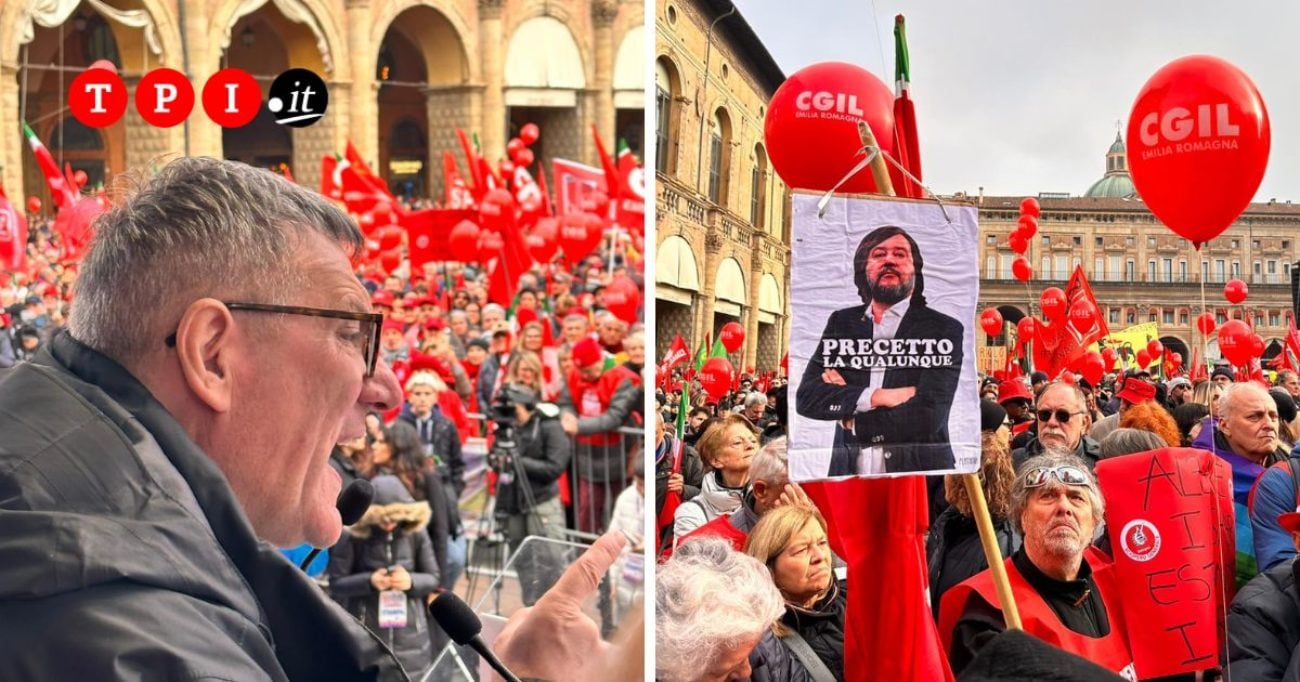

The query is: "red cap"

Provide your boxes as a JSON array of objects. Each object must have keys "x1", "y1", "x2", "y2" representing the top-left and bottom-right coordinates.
[
  {"x1": 402, "y1": 293, "x2": 420, "y2": 307},
  {"x1": 997, "y1": 379, "x2": 1033, "y2": 405},
  {"x1": 1116, "y1": 377, "x2": 1156, "y2": 405},
  {"x1": 571, "y1": 337, "x2": 604, "y2": 369},
  {"x1": 424, "y1": 317, "x2": 447, "y2": 331},
  {"x1": 382, "y1": 319, "x2": 405, "y2": 334},
  {"x1": 371, "y1": 290, "x2": 395, "y2": 308}
]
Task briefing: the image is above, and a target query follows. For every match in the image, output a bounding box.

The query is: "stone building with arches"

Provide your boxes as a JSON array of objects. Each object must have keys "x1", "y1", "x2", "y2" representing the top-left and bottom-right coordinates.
[
  {"x1": 977, "y1": 132, "x2": 1300, "y2": 370},
  {"x1": 1, "y1": 0, "x2": 643, "y2": 206},
  {"x1": 654, "y1": 0, "x2": 789, "y2": 374}
]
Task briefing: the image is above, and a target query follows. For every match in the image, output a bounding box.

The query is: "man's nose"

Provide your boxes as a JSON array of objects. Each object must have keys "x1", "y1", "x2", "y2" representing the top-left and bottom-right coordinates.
[{"x1": 362, "y1": 357, "x2": 403, "y2": 412}]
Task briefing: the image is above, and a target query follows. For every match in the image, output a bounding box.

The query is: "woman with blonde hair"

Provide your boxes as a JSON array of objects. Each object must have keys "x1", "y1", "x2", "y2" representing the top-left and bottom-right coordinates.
[
  {"x1": 927, "y1": 400, "x2": 1021, "y2": 617},
  {"x1": 1118, "y1": 400, "x2": 1181, "y2": 448},
  {"x1": 505, "y1": 350, "x2": 545, "y2": 398},
  {"x1": 744, "y1": 504, "x2": 846, "y2": 681},
  {"x1": 1192, "y1": 379, "x2": 1225, "y2": 419},
  {"x1": 673, "y1": 414, "x2": 758, "y2": 543}
]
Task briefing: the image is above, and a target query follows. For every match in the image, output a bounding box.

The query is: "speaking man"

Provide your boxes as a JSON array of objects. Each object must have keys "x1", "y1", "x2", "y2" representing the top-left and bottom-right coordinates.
[{"x1": 796, "y1": 225, "x2": 964, "y2": 475}]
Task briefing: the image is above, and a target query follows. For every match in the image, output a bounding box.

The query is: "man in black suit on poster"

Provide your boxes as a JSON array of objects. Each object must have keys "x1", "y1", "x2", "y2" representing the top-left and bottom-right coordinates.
[{"x1": 796, "y1": 225, "x2": 964, "y2": 476}]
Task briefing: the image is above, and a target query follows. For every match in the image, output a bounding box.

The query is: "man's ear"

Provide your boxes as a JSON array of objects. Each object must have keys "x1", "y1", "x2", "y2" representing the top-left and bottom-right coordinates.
[
  {"x1": 752, "y1": 479, "x2": 768, "y2": 499},
  {"x1": 174, "y1": 299, "x2": 236, "y2": 414}
]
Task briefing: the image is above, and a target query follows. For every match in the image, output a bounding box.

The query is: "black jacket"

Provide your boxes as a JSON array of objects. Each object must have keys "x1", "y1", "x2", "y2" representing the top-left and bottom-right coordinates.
[
  {"x1": 654, "y1": 435, "x2": 704, "y2": 517},
  {"x1": 1228, "y1": 559, "x2": 1300, "y2": 681},
  {"x1": 495, "y1": 409, "x2": 571, "y2": 515},
  {"x1": 781, "y1": 581, "x2": 848, "y2": 681},
  {"x1": 328, "y1": 500, "x2": 440, "y2": 677},
  {"x1": 928, "y1": 507, "x2": 1022, "y2": 619},
  {"x1": 0, "y1": 332, "x2": 406, "y2": 680},
  {"x1": 796, "y1": 302, "x2": 963, "y2": 475}
]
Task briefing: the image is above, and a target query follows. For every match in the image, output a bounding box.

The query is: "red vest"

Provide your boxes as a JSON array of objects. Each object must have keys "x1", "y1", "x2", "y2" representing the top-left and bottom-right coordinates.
[
  {"x1": 566, "y1": 365, "x2": 640, "y2": 446},
  {"x1": 682, "y1": 511, "x2": 748, "y2": 552},
  {"x1": 938, "y1": 558, "x2": 1136, "y2": 680}
]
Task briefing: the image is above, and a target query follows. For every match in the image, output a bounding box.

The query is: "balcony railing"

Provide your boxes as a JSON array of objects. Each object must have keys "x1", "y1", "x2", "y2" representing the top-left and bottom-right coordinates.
[{"x1": 981, "y1": 272, "x2": 1292, "y2": 285}]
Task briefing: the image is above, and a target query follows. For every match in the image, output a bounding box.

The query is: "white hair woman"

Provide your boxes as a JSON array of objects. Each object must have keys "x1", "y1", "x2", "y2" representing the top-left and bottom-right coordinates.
[{"x1": 656, "y1": 537, "x2": 785, "y2": 682}]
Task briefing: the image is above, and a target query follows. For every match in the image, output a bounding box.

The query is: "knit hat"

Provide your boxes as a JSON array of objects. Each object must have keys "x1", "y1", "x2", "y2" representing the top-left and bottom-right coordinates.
[
  {"x1": 381, "y1": 319, "x2": 405, "y2": 334},
  {"x1": 466, "y1": 338, "x2": 490, "y2": 352},
  {"x1": 572, "y1": 337, "x2": 604, "y2": 369},
  {"x1": 1211, "y1": 366, "x2": 1235, "y2": 382},
  {"x1": 1030, "y1": 371, "x2": 1049, "y2": 385},
  {"x1": 1270, "y1": 388, "x2": 1298, "y2": 424},
  {"x1": 980, "y1": 399, "x2": 1008, "y2": 433}
]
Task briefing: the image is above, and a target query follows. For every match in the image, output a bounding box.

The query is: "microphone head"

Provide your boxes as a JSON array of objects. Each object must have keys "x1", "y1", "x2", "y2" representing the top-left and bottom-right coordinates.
[
  {"x1": 427, "y1": 590, "x2": 483, "y2": 644},
  {"x1": 336, "y1": 479, "x2": 374, "y2": 526}
]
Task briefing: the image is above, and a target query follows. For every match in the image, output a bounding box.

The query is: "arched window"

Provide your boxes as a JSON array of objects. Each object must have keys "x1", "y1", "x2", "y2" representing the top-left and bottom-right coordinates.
[
  {"x1": 708, "y1": 108, "x2": 732, "y2": 205},
  {"x1": 750, "y1": 143, "x2": 767, "y2": 228},
  {"x1": 654, "y1": 59, "x2": 677, "y2": 175}
]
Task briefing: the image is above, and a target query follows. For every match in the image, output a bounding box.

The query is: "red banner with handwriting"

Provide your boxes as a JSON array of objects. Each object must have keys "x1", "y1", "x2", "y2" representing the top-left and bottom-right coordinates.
[{"x1": 1094, "y1": 448, "x2": 1234, "y2": 678}]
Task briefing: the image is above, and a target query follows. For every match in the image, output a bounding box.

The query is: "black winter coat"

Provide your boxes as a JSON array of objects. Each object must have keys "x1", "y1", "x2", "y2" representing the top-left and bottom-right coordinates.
[
  {"x1": 781, "y1": 581, "x2": 848, "y2": 681},
  {"x1": 1228, "y1": 559, "x2": 1300, "y2": 681},
  {"x1": 495, "y1": 411, "x2": 571, "y2": 515},
  {"x1": 928, "y1": 507, "x2": 1022, "y2": 619}
]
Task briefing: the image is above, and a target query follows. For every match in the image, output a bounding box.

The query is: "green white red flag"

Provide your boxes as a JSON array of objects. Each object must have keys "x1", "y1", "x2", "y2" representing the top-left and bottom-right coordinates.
[{"x1": 22, "y1": 122, "x2": 77, "y2": 209}]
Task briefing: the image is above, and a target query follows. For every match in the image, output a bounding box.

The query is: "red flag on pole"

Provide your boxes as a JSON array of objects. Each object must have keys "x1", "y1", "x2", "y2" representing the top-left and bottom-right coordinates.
[
  {"x1": 401, "y1": 208, "x2": 475, "y2": 275},
  {"x1": 1032, "y1": 266, "x2": 1109, "y2": 378},
  {"x1": 443, "y1": 153, "x2": 476, "y2": 210},
  {"x1": 891, "y1": 15, "x2": 923, "y2": 199},
  {"x1": 320, "y1": 154, "x2": 341, "y2": 201},
  {"x1": 802, "y1": 478, "x2": 953, "y2": 681},
  {"x1": 22, "y1": 122, "x2": 77, "y2": 209},
  {"x1": 0, "y1": 187, "x2": 28, "y2": 271},
  {"x1": 551, "y1": 158, "x2": 605, "y2": 216},
  {"x1": 456, "y1": 128, "x2": 486, "y2": 199}
]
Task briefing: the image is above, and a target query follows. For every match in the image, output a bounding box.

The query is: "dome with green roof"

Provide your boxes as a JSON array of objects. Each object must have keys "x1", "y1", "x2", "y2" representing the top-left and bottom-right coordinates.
[{"x1": 1085, "y1": 131, "x2": 1138, "y2": 199}]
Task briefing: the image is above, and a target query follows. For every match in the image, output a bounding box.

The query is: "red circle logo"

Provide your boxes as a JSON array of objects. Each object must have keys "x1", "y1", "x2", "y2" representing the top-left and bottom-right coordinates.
[
  {"x1": 202, "y1": 68, "x2": 261, "y2": 128},
  {"x1": 135, "y1": 68, "x2": 194, "y2": 128},
  {"x1": 68, "y1": 67, "x2": 127, "y2": 128},
  {"x1": 1120, "y1": 519, "x2": 1162, "y2": 563}
]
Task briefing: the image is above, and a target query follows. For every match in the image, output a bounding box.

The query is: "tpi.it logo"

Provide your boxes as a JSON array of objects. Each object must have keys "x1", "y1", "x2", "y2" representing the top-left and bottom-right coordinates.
[{"x1": 69, "y1": 65, "x2": 328, "y2": 129}]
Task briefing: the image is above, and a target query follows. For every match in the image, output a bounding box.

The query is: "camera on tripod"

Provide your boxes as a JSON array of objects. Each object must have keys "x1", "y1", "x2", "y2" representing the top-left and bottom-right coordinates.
[{"x1": 487, "y1": 386, "x2": 532, "y2": 482}]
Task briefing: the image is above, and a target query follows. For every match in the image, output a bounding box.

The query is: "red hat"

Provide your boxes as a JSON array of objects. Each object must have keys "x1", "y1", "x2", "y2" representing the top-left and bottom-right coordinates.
[
  {"x1": 402, "y1": 293, "x2": 420, "y2": 307},
  {"x1": 997, "y1": 379, "x2": 1033, "y2": 405},
  {"x1": 423, "y1": 317, "x2": 446, "y2": 332},
  {"x1": 1116, "y1": 377, "x2": 1156, "y2": 405},
  {"x1": 571, "y1": 337, "x2": 604, "y2": 369},
  {"x1": 382, "y1": 319, "x2": 405, "y2": 334},
  {"x1": 371, "y1": 290, "x2": 395, "y2": 308}
]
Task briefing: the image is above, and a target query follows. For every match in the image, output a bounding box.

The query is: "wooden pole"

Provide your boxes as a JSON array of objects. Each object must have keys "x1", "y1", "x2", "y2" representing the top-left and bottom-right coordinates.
[
  {"x1": 962, "y1": 473, "x2": 1022, "y2": 630},
  {"x1": 857, "y1": 121, "x2": 895, "y2": 197}
]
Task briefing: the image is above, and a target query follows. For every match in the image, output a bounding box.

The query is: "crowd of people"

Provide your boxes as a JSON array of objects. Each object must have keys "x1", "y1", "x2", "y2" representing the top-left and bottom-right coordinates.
[
  {"x1": 656, "y1": 357, "x2": 1300, "y2": 680},
  {"x1": 0, "y1": 158, "x2": 646, "y2": 680}
]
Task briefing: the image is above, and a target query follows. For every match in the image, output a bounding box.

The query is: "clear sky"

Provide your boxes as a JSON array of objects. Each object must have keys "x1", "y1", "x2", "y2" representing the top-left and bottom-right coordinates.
[{"x1": 734, "y1": 0, "x2": 1298, "y2": 201}]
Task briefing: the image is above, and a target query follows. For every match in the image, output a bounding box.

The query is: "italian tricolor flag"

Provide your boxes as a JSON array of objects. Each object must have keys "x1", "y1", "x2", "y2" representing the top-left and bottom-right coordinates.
[{"x1": 22, "y1": 122, "x2": 76, "y2": 209}]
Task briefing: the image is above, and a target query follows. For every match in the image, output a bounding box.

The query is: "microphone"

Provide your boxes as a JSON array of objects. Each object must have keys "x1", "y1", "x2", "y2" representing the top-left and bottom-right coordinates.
[
  {"x1": 428, "y1": 590, "x2": 522, "y2": 682},
  {"x1": 299, "y1": 479, "x2": 374, "y2": 571}
]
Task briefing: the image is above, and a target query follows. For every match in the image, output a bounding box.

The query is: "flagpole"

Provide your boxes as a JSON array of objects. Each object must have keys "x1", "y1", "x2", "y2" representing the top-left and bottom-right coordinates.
[{"x1": 963, "y1": 475, "x2": 1022, "y2": 630}]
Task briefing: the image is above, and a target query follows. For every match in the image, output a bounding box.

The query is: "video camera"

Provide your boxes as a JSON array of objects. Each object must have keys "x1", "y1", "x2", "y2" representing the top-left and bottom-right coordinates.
[{"x1": 487, "y1": 386, "x2": 537, "y2": 481}]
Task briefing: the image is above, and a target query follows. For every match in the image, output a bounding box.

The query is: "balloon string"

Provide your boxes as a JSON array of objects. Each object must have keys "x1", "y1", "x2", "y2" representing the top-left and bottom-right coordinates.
[{"x1": 1199, "y1": 262, "x2": 1232, "y2": 682}]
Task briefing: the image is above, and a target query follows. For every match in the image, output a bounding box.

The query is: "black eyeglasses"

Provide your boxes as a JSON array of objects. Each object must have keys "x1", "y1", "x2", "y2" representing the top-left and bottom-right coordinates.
[
  {"x1": 165, "y1": 301, "x2": 384, "y2": 377},
  {"x1": 1036, "y1": 408, "x2": 1085, "y2": 424},
  {"x1": 1025, "y1": 465, "x2": 1091, "y2": 488}
]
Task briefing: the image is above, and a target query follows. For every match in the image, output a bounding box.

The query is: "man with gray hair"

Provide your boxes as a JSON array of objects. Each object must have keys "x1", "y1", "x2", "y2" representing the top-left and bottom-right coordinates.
[
  {"x1": 681, "y1": 437, "x2": 808, "y2": 550},
  {"x1": 0, "y1": 158, "x2": 408, "y2": 678},
  {"x1": 656, "y1": 536, "x2": 786, "y2": 682},
  {"x1": 938, "y1": 450, "x2": 1135, "y2": 680}
]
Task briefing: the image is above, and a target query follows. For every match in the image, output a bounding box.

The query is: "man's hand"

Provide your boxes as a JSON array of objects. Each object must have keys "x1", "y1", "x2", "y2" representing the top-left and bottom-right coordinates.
[
  {"x1": 666, "y1": 472, "x2": 684, "y2": 494},
  {"x1": 560, "y1": 412, "x2": 579, "y2": 435},
  {"x1": 775, "y1": 482, "x2": 812, "y2": 509},
  {"x1": 370, "y1": 568, "x2": 390, "y2": 591},
  {"x1": 387, "y1": 566, "x2": 412, "y2": 592},
  {"x1": 493, "y1": 532, "x2": 629, "y2": 680},
  {"x1": 822, "y1": 369, "x2": 847, "y2": 386},
  {"x1": 871, "y1": 386, "x2": 916, "y2": 409}
]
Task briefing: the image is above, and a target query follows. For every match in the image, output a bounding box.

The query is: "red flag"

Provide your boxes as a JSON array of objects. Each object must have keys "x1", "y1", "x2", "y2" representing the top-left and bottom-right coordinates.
[
  {"x1": 891, "y1": 15, "x2": 923, "y2": 199},
  {"x1": 0, "y1": 188, "x2": 28, "y2": 271},
  {"x1": 655, "y1": 437, "x2": 685, "y2": 556},
  {"x1": 1286, "y1": 312, "x2": 1300, "y2": 368},
  {"x1": 345, "y1": 141, "x2": 388, "y2": 195},
  {"x1": 22, "y1": 122, "x2": 77, "y2": 209},
  {"x1": 512, "y1": 165, "x2": 546, "y2": 225},
  {"x1": 1095, "y1": 448, "x2": 1234, "y2": 677},
  {"x1": 551, "y1": 158, "x2": 606, "y2": 217},
  {"x1": 320, "y1": 154, "x2": 341, "y2": 200},
  {"x1": 401, "y1": 208, "x2": 474, "y2": 275},
  {"x1": 612, "y1": 138, "x2": 646, "y2": 232},
  {"x1": 658, "y1": 334, "x2": 690, "y2": 374},
  {"x1": 456, "y1": 129, "x2": 486, "y2": 199},
  {"x1": 536, "y1": 161, "x2": 554, "y2": 217},
  {"x1": 442, "y1": 153, "x2": 476, "y2": 210},
  {"x1": 592, "y1": 125, "x2": 621, "y2": 200},
  {"x1": 1032, "y1": 266, "x2": 1109, "y2": 378},
  {"x1": 52, "y1": 197, "x2": 103, "y2": 262},
  {"x1": 803, "y1": 478, "x2": 953, "y2": 681}
]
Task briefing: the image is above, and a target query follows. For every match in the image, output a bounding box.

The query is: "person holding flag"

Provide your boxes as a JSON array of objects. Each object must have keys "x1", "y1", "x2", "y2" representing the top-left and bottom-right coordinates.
[{"x1": 654, "y1": 410, "x2": 704, "y2": 555}]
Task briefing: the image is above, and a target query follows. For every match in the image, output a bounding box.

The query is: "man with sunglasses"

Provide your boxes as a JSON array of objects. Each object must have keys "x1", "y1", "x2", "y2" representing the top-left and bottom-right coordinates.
[
  {"x1": 939, "y1": 451, "x2": 1135, "y2": 680},
  {"x1": 0, "y1": 158, "x2": 410, "y2": 678},
  {"x1": 1012, "y1": 382, "x2": 1101, "y2": 472}
]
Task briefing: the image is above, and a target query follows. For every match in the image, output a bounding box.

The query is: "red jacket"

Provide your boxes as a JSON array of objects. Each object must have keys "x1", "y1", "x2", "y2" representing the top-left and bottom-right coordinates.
[{"x1": 565, "y1": 365, "x2": 640, "y2": 447}]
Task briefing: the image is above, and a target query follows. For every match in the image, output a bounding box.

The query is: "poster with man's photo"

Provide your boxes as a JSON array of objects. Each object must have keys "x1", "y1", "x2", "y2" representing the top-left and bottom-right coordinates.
[{"x1": 788, "y1": 192, "x2": 980, "y2": 481}]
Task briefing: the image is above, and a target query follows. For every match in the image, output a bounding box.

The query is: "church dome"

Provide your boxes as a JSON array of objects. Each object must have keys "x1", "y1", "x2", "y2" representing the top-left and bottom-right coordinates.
[{"x1": 1084, "y1": 130, "x2": 1137, "y2": 199}]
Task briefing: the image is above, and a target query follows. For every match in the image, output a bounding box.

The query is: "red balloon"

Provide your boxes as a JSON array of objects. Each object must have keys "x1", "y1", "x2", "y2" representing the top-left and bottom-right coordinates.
[
  {"x1": 1249, "y1": 334, "x2": 1265, "y2": 359},
  {"x1": 1080, "y1": 351, "x2": 1105, "y2": 386},
  {"x1": 1224, "y1": 278, "x2": 1249, "y2": 304},
  {"x1": 448, "y1": 220, "x2": 480, "y2": 262},
  {"x1": 1019, "y1": 197, "x2": 1041, "y2": 218},
  {"x1": 514, "y1": 148, "x2": 535, "y2": 168},
  {"x1": 1017, "y1": 317, "x2": 1037, "y2": 342},
  {"x1": 73, "y1": 170, "x2": 88, "y2": 188},
  {"x1": 527, "y1": 218, "x2": 559, "y2": 262},
  {"x1": 88, "y1": 59, "x2": 118, "y2": 74},
  {"x1": 1012, "y1": 257, "x2": 1032, "y2": 282},
  {"x1": 1196, "y1": 312, "x2": 1217, "y2": 335},
  {"x1": 558, "y1": 212, "x2": 603, "y2": 261},
  {"x1": 1146, "y1": 339, "x2": 1164, "y2": 358},
  {"x1": 1101, "y1": 347, "x2": 1119, "y2": 370},
  {"x1": 479, "y1": 189, "x2": 516, "y2": 232},
  {"x1": 379, "y1": 248, "x2": 402, "y2": 273},
  {"x1": 1017, "y1": 215, "x2": 1038, "y2": 238},
  {"x1": 1040, "y1": 287, "x2": 1067, "y2": 322},
  {"x1": 604, "y1": 275, "x2": 641, "y2": 325},
  {"x1": 980, "y1": 308, "x2": 1004, "y2": 337},
  {"x1": 764, "y1": 62, "x2": 895, "y2": 193},
  {"x1": 1068, "y1": 299, "x2": 1097, "y2": 328},
  {"x1": 1126, "y1": 55, "x2": 1270, "y2": 248},
  {"x1": 699, "y1": 357, "x2": 734, "y2": 400},
  {"x1": 507, "y1": 137, "x2": 525, "y2": 157},
  {"x1": 1136, "y1": 350, "x2": 1151, "y2": 368},
  {"x1": 26, "y1": 197, "x2": 41, "y2": 214},
  {"x1": 519, "y1": 123, "x2": 540, "y2": 145},
  {"x1": 1218, "y1": 319, "x2": 1253, "y2": 366},
  {"x1": 720, "y1": 321, "x2": 746, "y2": 353},
  {"x1": 1008, "y1": 231, "x2": 1029, "y2": 255},
  {"x1": 1170, "y1": 351, "x2": 1184, "y2": 368},
  {"x1": 477, "y1": 229, "x2": 503, "y2": 254}
]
